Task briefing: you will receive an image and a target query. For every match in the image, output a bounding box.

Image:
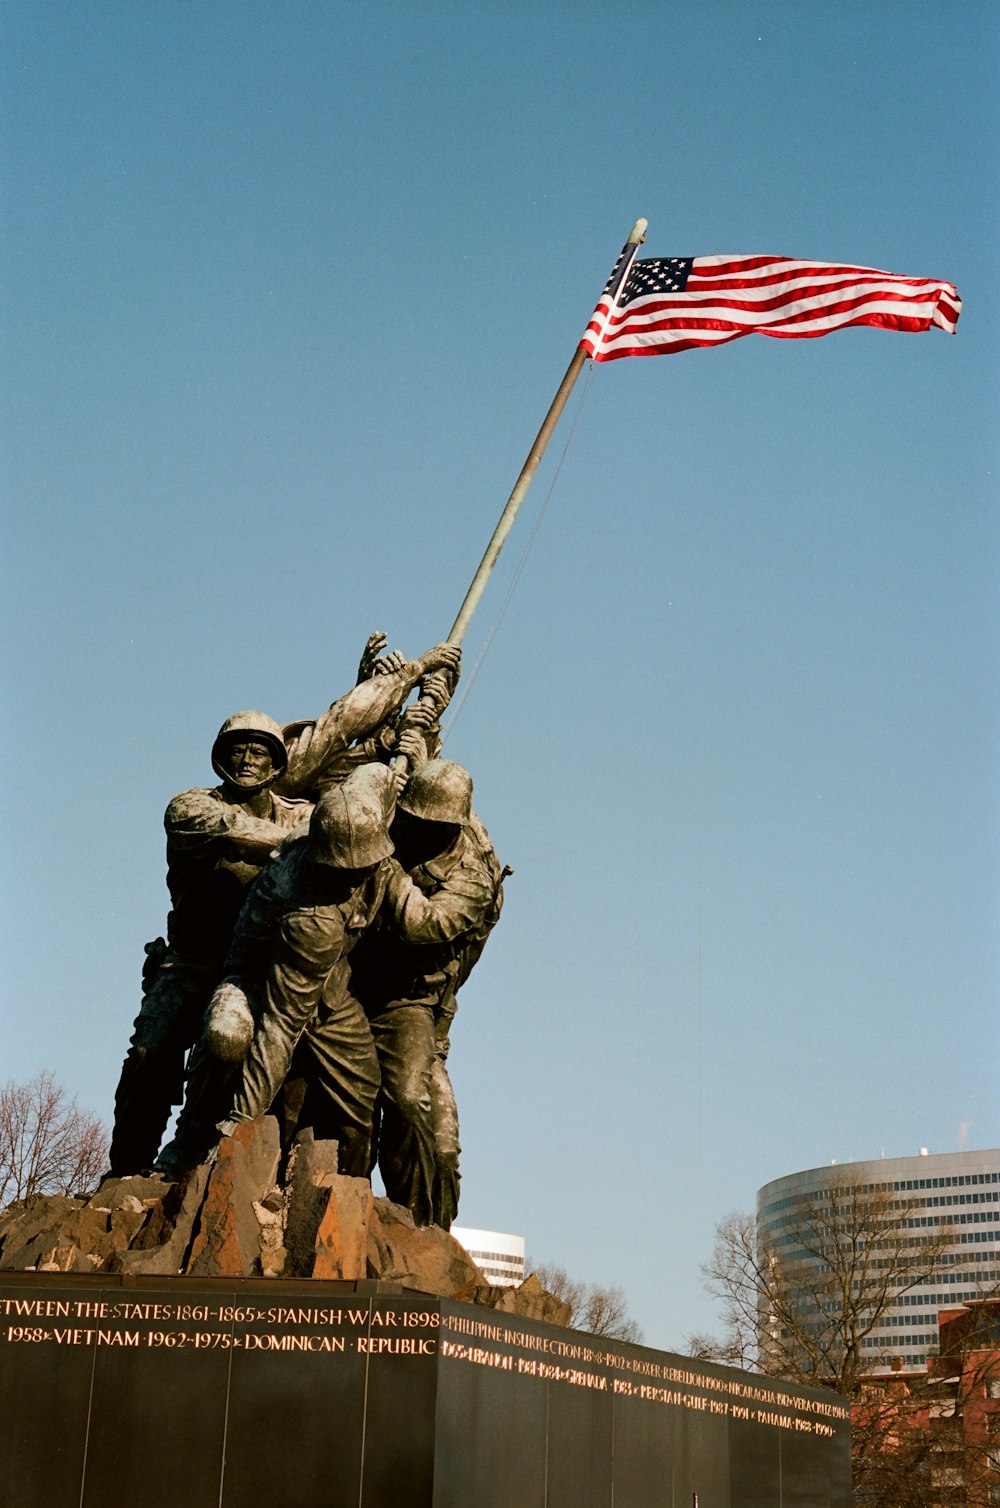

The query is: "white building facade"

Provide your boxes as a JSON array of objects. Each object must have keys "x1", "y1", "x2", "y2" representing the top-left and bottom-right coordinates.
[
  {"x1": 451, "y1": 1226, "x2": 525, "y2": 1287},
  {"x1": 757, "y1": 1148, "x2": 1000, "y2": 1372}
]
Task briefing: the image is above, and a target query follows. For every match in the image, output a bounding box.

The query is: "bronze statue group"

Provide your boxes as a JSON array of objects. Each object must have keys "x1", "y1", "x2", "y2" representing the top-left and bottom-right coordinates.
[{"x1": 107, "y1": 633, "x2": 507, "y2": 1231}]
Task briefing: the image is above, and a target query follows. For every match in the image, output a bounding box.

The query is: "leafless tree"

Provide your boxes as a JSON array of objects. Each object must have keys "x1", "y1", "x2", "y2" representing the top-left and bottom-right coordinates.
[
  {"x1": 0, "y1": 1072, "x2": 108, "y2": 1208},
  {"x1": 684, "y1": 1327, "x2": 756, "y2": 1371},
  {"x1": 694, "y1": 1180, "x2": 958, "y2": 1395},
  {"x1": 850, "y1": 1321, "x2": 1000, "y2": 1508},
  {"x1": 688, "y1": 1179, "x2": 1000, "y2": 1505},
  {"x1": 529, "y1": 1262, "x2": 643, "y2": 1343}
]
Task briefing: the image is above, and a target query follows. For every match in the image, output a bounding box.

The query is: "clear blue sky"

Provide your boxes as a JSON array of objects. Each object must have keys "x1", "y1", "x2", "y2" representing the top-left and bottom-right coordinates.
[{"x1": 2, "y1": 1, "x2": 997, "y2": 1351}]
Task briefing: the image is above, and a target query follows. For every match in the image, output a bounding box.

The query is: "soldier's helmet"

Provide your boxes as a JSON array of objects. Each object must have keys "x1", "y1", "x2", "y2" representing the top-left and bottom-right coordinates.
[
  {"x1": 211, "y1": 711, "x2": 288, "y2": 789},
  {"x1": 397, "y1": 759, "x2": 472, "y2": 825},
  {"x1": 306, "y1": 781, "x2": 395, "y2": 869}
]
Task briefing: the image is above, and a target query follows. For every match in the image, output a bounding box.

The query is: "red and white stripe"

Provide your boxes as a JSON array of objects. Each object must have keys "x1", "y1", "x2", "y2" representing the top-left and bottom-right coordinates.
[{"x1": 581, "y1": 254, "x2": 962, "y2": 362}]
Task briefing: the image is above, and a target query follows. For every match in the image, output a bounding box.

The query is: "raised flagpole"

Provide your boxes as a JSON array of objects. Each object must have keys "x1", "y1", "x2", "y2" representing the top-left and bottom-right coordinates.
[
  {"x1": 445, "y1": 217, "x2": 647, "y2": 645},
  {"x1": 393, "y1": 219, "x2": 647, "y2": 769}
]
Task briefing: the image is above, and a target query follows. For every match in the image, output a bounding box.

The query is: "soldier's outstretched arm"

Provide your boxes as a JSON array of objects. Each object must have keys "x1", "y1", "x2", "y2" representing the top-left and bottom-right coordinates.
[
  {"x1": 278, "y1": 644, "x2": 461, "y2": 796},
  {"x1": 383, "y1": 859, "x2": 491, "y2": 946},
  {"x1": 166, "y1": 788, "x2": 294, "y2": 862}
]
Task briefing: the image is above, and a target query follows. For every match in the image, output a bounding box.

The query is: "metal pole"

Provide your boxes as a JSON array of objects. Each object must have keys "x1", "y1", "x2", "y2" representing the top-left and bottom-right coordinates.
[
  {"x1": 392, "y1": 219, "x2": 648, "y2": 775},
  {"x1": 446, "y1": 217, "x2": 647, "y2": 645}
]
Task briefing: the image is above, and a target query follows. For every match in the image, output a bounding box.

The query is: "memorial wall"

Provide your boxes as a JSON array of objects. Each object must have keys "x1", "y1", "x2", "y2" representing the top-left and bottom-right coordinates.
[{"x1": 1, "y1": 1271, "x2": 851, "y2": 1507}]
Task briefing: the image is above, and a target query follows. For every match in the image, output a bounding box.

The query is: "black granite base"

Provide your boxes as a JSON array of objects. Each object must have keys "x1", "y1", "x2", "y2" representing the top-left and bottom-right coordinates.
[{"x1": 1, "y1": 1272, "x2": 851, "y2": 1506}]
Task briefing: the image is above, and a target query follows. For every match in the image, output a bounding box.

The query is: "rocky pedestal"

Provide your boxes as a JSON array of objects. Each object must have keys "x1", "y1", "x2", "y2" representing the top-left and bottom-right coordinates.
[{"x1": 0, "y1": 1116, "x2": 567, "y2": 1322}]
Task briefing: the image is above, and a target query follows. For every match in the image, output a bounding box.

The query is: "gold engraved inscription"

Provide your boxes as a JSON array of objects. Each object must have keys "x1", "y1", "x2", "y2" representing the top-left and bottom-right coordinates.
[
  {"x1": 438, "y1": 1315, "x2": 846, "y2": 1436},
  {"x1": 0, "y1": 1289, "x2": 844, "y2": 1439}
]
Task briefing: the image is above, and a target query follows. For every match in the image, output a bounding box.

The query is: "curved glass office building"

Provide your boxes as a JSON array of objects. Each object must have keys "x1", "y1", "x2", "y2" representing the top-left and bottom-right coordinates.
[{"x1": 757, "y1": 1148, "x2": 1000, "y2": 1373}]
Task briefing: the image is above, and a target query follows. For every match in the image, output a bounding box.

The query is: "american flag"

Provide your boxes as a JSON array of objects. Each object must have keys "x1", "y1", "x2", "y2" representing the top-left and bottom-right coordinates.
[{"x1": 580, "y1": 253, "x2": 961, "y2": 362}]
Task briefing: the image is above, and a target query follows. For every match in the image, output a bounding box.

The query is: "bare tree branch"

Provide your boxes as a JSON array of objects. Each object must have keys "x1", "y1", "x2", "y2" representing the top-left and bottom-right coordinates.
[
  {"x1": 700, "y1": 1181, "x2": 959, "y2": 1395},
  {"x1": 529, "y1": 1261, "x2": 643, "y2": 1343},
  {"x1": 693, "y1": 1181, "x2": 1000, "y2": 1505},
  {"x1": 0, "y1": 1072, "x2": 108, "y2": 1208}
]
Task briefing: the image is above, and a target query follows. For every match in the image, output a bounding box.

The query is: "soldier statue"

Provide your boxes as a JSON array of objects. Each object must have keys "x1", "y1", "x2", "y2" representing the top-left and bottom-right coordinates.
[
  {"x1": 350, "y1": 759, "x2": 507, "y2": 1227},
  {"x1": 107, "y1": 637, "x2": 460, "y2": 1176}
]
